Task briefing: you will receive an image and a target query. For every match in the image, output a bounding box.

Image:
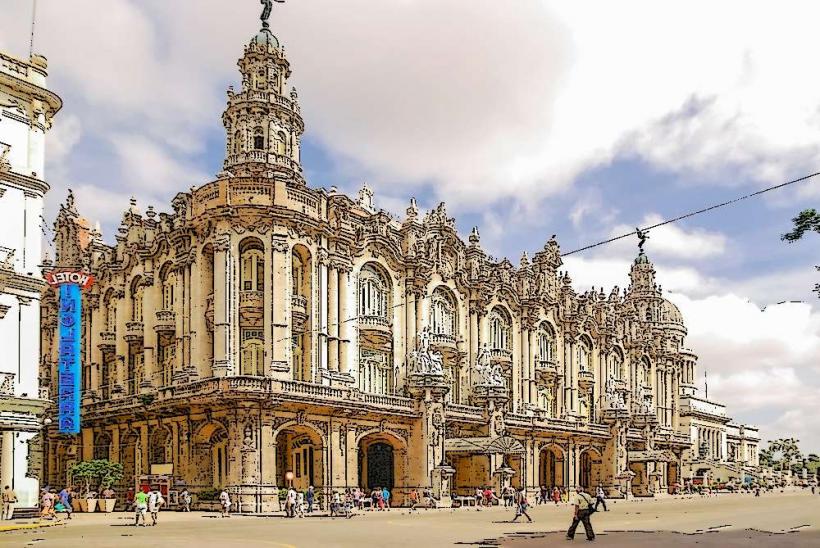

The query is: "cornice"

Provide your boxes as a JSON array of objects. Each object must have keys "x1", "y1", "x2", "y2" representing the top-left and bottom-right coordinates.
[
  {"x1": 0, "y1": 169, "x2": 49, "y2": 196},
  {"x1": 0, "y1": 70, "x2": 62, "y2": 123}
]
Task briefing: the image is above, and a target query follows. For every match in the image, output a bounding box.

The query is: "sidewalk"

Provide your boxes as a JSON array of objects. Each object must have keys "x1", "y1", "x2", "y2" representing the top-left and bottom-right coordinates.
[{"x1": 0, "y1": 519, "x2": 65, "y2": 533}]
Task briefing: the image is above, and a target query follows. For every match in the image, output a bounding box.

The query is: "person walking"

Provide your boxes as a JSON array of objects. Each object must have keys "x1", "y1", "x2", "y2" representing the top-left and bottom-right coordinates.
[
  {"x1": 219, "y1": 489, "x2": 231, "y2": 518},
  {"x1": 133, "y1": 489, "x2": 149, "y2": 526},
  {"x1": 552, "y1": 486, "x2": 561, "y2": 505},
  {"x1": 566, "y1": 486, "x2": 595, "y2": 541},
  {"x1": 382, "y1": 486, "x2": 391, "y2": 510},
  {"x1": 306, "y1": 485, "x2": 315, "y2": 514},
  {"x1": 594, "y1": 485, "x2": 608, "y2": 512},
  {"x1": 180, "y1": 488, "x2": 192, "y2": 512},
  {"x1": 148, "y1": 489, "x2": 165, "y2": 526},
  {"x1": 57, "y1": 487, "x2": 73, "y2": 520},
  {"x1": 286, "y1": 487, "x2": 297, "y2": 518},
  {"x1": 511, "y1": 488, "x2": 532, "y2": 523},
  {"x1": 2, "y1": 486, "x2": 17, "y2": 520},
  {"x1": 295, "y1": 491, "x2": 305, "y2": 518}
]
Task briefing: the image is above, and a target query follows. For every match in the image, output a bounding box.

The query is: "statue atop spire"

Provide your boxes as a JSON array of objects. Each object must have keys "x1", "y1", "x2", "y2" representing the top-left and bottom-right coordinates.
[
  {"x1": 260, "y1": 0, "x2": 285, "y2": 30},
  {"x1": 636, "y1": 226, "x2": 650, "y2": 254}
]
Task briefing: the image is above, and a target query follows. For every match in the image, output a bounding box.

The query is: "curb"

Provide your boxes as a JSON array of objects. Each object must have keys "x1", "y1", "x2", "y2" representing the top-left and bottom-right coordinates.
[{"x1": 0, "y1": 520, "x2": 65, "y2": 533}]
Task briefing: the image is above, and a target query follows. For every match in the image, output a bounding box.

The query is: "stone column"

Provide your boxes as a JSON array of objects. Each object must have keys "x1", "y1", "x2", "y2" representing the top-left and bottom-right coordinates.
[
  {"x1": 529, "y1": 330, "x2": 538, "y2": 404},
  {"x1": 405, "y1": 286, "x2": 417, "y2": 359},
  {"x1": 317, "y1": 251, "x2": 329, "y2": 379},
  {"x1": 141, "y1": 281, "x2": 157, "y2": 391},
  {"x1": 327, "y1": 265, "x2": 339, "y2": 373},
  {"x1": 270, "y1": 236, "x2": 289, "y2": 376},
  {"x1": 469, "y1": 303, "x2": 480, "y2": 387},
  {"x1": 213, "y1": 234, "x2": 233, "y2": 376},
  {"x1": 338, "y1": 269, "x2": 350, "y2": 376},
  {"x1": 174, "y1": 267, "x2": 185, "y2": 375},
  {"x1": 88, "y1": 298, "x2": 101, "y2": 393},
  {"x1": 189, "y1": 253, "x2": 205, "y2": 377},
  {"x1": 520, "y1": 328, "x2": 530, "y2": 406},
  {"x1": 115, "y1": 289, "x2": 128, "y2": 394},
  {"x1": 1, "y1": 431, "x2": 13, "y2": 489}
]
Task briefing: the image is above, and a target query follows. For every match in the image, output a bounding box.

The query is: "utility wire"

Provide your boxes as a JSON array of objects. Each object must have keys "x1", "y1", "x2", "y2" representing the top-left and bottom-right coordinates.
[{"x1": 560, "y1": 171, "x2": 820, "y2": 257}]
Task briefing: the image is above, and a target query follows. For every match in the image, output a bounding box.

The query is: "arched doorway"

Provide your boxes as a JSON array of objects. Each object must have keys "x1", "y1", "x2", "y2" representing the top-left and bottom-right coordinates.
[
  {"x1": 192, "y1": 422, "x2": 228, "y2": 488},
  {"x1": 579, "y1": 449, "x2": 603, "y2": 489},
  {"x1": 358, "y1": 434, "x2": 404, "y2": 492},
  {"x1": 539, "y1": 445, "x2": 565, "y2": 488},
  {"x1": 276, "y1": 425, "x2": 324, "y2": 491},
  {"x1": 149, "y1": 427, "x2": 172, "y2": 467},
  {"x1": 120, "y1": 431, "x2": 139, "y2": 486}
]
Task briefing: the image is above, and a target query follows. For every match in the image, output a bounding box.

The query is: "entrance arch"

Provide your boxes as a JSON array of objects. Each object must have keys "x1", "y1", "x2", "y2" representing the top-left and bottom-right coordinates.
[
  {"x1": 539, "y1": 445, "x2": 565, "y2": 488},
  {"x1": 358, "y1": 433, "x2": 405, "y2": 492},
  {"x1": 579, "y1": 448, "x2": 603, "y2": 489},
  {"x1": 275, "y1": 425, "x2": 324, "y2": 491},
  {"x1": 192, "y1": 422, "x2": 228, "y2": 488}
]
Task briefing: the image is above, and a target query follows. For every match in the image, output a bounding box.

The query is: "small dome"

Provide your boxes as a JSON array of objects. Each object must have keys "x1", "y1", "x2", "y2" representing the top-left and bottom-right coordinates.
[
  {"x1": 250, "y1": 27, "x2": 279, "y2": 49},
  {"x1": 634, "y1": 251, "x2": 651, "y2": 265},
  {"x1": 660, "y1": 299, "x2": 684, "y2": 324}
]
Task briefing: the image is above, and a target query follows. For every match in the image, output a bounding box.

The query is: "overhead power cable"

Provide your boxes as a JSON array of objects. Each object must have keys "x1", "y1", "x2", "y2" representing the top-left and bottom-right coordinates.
[{"x1": 560, "y1": 171, "x2": 820, "y2": 257}]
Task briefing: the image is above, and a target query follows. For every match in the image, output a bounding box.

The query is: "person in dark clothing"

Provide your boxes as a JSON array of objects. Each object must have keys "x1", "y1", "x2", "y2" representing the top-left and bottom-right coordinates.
[{"x1": 566, "y1": 486, "x2": 595, "y2": 541}]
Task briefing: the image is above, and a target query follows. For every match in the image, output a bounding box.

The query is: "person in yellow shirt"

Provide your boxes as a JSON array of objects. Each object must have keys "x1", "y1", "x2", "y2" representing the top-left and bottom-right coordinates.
[{"x1": 565, "y1": 486, "x2": 596, "y2": 541}]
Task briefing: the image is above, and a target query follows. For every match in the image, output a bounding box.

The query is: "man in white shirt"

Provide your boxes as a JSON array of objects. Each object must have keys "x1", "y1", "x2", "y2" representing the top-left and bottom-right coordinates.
[
  {"x1": 219, "y1": 489, "x2": 231, "y2": 518},
  {"x1": 148, "y1": 490, "x2": 165, "y2": 526},
  {"x1": 595, "y1": 485, "x2": 608, "y2": 512},
  {"x1": 286, "y1": 487, "x2": 297, "y2": 518}
]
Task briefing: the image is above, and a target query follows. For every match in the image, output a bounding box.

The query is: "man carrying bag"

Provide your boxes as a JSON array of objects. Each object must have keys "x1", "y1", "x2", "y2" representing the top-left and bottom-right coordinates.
[{"x1": 566, "y1": 486, "x2": 596, "y2": 541}]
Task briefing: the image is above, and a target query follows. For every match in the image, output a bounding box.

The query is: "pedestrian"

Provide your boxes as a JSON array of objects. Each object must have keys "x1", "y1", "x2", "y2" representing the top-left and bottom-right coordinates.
[
  {"x1": 306, "y1": 485, "x2": 315, "y2": 514},
  {"x1": 219, "y1": 489, "x2": 231, "y2": 517},
  {"x1": 330, "y1": 490, "x2": 341, "y2": 517},
  {"x1": 40, "y1": 489, "x2": 54, "y2": 520},
  {"x1": 148, "y1": 489, "x2": 165, "y2": 526},
  {"x1": 502, "y1": 486, "x2": 513, "y2": 507},
  {"x1": 565, "y1": 486, "x2": 595, "y2": 541},
  {"x1": 180, "y1": 488, "x2": 192, "y2": 512},
  {"x1": 595, "y1": 484, "x2": 608, "y2": 512},
  {"x1": 538, "y1": 485, "x2": 548, "y2": 505},
  {"x1": 2, "y1": 486, "x2": 17, "y2": 520},
  {"x1": 552, "y1": 486, "x2": 560, "y2": 505},
  {"x1": 408, "y1": 488, "x2": 419, "y2": 511},
  {"x1": 511, "y1": 488, "x2": 532, "y2": 523},
  {"x1": 295, "y1": 491, "x2": 305, "y2": 518},
  {"x1": 286, "y1": 486, "x2": 297, "y2": 517},
  {"x1": 382, "y1": 486, "x2": 391, "y2": 510},
  {"x1": 133, "y1": 488, "x2": 149, "y2": 526},
  {"x1": 474, "y1": 487, "x2": 483, "y2": 510},
  {"x1": 57, "y1": 486, "x2": 73, "y2": 520}
]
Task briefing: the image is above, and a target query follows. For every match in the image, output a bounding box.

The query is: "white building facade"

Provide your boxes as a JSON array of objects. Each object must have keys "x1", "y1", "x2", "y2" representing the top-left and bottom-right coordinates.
[{"x1": 0, "y1": 49, "x2": 61, "y2": 508}]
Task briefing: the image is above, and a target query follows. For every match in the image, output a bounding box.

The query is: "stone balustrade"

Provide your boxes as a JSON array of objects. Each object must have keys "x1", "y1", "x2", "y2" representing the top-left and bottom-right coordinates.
[{"x1": 154, "y1": 310, "x2": 176, "y2": 333}]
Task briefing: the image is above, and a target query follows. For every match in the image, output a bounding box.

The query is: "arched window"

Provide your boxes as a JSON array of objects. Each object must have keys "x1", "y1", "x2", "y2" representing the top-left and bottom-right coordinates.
[
  {"x1": 241, "y1": 333, "x2": 264, "y2": 376},
  {"x1": 277, "y1": 131, "x2": 287, "y2": 155},
  {"x1": 488, "y1": 306, "x2": 511, "y2": 351},
  {"x1": 358, "y1": 264, "x2": 389, "y2": 320},
  {"x1": 577, "y1": 336, "x2": 591, "y2": 372},
  {"x1": 240, "y1": 239, "x2": 265, "y2": 292},
  {"x1": 162, "y1": 270, "x2": 176, "y2": 311},
  {"x1": 537, "y1": 322, "x2": 555, "y2": 363},
  {"x1": 233, "y1": 130, "x2": 242, "y2": 154},
  {"x1": 609, "y1": 349, "x2": 624, "y2": 380},
  {"x1": 538, "y1": 387, "x2": 557, "y2": 417},
  {"x1": 105, "y1": 292, "x2": 117, "y2": 332},
  {"x1": 130, "y1": 278, "x2": 144, "y2": 322},
  {"x1": 253, "y1": 126, "x2": 265, "y2": 150},
  {"x1": 430, "y1": 287, "x2": 457, "y2": 340}
]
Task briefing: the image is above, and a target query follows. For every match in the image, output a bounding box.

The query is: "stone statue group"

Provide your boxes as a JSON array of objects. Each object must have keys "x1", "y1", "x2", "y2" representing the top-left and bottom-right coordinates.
[
  {"x1": 409, "y1": 327, "x2": 444, "y2": 376},
  {"x1": 475, "y1": 343, "x2": 506, "y2": 388}
]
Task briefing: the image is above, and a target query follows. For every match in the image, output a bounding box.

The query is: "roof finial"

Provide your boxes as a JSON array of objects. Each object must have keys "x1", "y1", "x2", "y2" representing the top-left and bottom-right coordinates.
[
  {"x1": 260, "y1": 0, "x2": 285, "y2": 30},
  {"x1": 636, "y1": 226, "x2": 649, "y2": 254}
]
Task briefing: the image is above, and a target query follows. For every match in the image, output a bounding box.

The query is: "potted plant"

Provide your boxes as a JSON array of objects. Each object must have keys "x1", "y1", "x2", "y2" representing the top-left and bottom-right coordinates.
[
  {"x1": 68, "y1": 461, "x2": 98, "y2": 512},
  {"x1": 97, "y1": 460, "x2": 123, "y2": 512}
]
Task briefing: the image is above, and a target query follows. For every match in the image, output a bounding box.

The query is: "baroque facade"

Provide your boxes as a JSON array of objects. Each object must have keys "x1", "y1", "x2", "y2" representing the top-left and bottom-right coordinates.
[
  {"x1": 39, "y1": 19, "x2": 752, "y2": 510},
  {"x1": 0, "y1": 48, "x2": 62, "y2": 507}
]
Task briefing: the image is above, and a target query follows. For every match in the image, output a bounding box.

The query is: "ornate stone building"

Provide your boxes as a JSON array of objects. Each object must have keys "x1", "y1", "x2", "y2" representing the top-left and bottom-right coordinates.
[
  {"x1": 1, "y1": 48, "x2": 62, "y2": 508},
  {"x1": 40, "y1": 17, "x2": 729, "y2": 510}
]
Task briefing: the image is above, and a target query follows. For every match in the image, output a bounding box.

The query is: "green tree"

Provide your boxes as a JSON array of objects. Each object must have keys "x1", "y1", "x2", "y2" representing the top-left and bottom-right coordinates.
[
  {"x1": 67, "y1": 460, "x2": 124, "y2": 494},
  {"x1": 782, "y1": 208, "x2": 820, "y2": 298},
  {"x1": 766, "y1": 438, "x2": 803, "y2": 472}
]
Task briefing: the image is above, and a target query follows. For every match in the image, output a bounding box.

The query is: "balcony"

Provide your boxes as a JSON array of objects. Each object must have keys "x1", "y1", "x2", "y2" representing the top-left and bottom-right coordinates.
[
  {"x1": 489, "y1": 348, "x2": 513, "y2": 363},
  {"x1": 430, "y1": 332, "x2": 457, "y2": 347},
  {"x1": 578, "y1": 370, "x2": 595, "y2": 390},
  {"x1": 291, "y1": 294, "x2": 308, "y2": 333},
  {"x1": 535, "y1": 359, "x2": 559, "y2": 382},
  {"x1": 359, "y1": 314, "x2": 391, "y2": 332},
  {"x1": 98, "y1": 331, "x2": 116, "y2": 349},
  {"x1": 239, "y1": 290, "x2": 263, "y2": 323},
  {"x1": 205, "y1": 293, "x2": 214, "y2": 328},
  {"x1": 124, "y1": 321, "x2": 144, "y2": 342},
  {"x1": 154, "y1": 310, "x2": 176, "y2": 333}
]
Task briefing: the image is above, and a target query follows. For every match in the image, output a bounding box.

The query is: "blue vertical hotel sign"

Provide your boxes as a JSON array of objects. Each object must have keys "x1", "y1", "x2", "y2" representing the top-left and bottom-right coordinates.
[{"x1": 46, "y1": 270, "x2": 94, "y2": 435}]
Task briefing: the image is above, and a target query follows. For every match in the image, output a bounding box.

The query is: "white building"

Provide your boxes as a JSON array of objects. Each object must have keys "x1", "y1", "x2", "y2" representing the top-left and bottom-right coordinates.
[{"x1": 0, "y1": 49, "x2": 62, "y2": 509}]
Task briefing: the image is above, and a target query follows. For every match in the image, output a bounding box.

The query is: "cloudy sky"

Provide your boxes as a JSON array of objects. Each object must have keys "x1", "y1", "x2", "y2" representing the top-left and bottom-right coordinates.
[{"x1": 3, "y1": 1, "x2": 819, "y2": 452}]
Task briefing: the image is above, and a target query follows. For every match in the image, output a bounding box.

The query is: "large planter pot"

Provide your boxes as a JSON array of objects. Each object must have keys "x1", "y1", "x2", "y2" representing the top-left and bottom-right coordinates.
[
  {"x1": 86, "y1": 499, "x2": 99, "y2": 513},
  {"x1": 101, "y1": 499, "x2": 117, "y2": 513},
  {"x1": 76, "y1": 499, "x2": 88, "y2": 512}
]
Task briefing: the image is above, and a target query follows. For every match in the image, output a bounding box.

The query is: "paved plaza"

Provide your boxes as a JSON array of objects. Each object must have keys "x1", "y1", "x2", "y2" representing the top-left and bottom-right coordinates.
[{"x1": 1, "y1": 491, "x2": 817, "y2": 547}]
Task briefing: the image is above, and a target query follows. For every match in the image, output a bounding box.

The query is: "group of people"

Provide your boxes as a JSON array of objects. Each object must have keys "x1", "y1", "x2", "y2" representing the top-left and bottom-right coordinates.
[
  {"x1": 38, "y1": 486, "x2": 75, "y2": 520},
  {"x1": 131, "y1": 487, "x2": 166, "y2": 526}
]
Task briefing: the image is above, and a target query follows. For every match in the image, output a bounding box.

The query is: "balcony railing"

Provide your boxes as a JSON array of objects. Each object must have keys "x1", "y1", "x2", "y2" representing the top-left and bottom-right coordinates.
[
  {"x1": 445, "y1": 403, "x2": 484, "y2": 420},
  {"x1": 578, "y1": 370, "x2": 595, "y2": 389},
  {"x1": 536, "y1": 359, "x2": 559, "y2": 380},
  {"x1": 489, "y1": 348, "x2": 513, "y2": 362},
  {"x1": 359, "y1": 315, "x2": 390, "y2": 329},
  {"x1": 430, "y1": 332, "x2": 456, "y2": 345},
  {"x1": 124, "y1": 321, "x2": 144, "y2": 341},
  {"x1": 98, "y1": 331, "x2": 116, "y2": 348},
  {"x1": 291, "y1": 294, "x2": 308, "y2": 313},
  {"x1": 154, "y1": 310, "x2": 175, "y2": 333},
  {"x1": 239, "y1": 290, "x2": 264, "y2": 308}
]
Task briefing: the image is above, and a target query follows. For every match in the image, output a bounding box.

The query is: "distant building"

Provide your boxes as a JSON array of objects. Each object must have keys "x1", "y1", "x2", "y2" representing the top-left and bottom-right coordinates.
[{"x1": 0, "y1": 48, "x2": 62, "y2": 507}]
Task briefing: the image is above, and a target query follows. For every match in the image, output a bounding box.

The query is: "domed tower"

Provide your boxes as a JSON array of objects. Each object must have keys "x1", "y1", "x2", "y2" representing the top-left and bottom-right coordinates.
[{"x1": 222, "y1": 6, "x2": 304, "y2": 180}]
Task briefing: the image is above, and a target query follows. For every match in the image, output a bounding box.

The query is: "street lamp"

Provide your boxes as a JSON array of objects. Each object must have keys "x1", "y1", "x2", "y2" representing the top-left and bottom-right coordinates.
[{"x1": 285, "y1": 471, "x2": 294, "y2": 487}]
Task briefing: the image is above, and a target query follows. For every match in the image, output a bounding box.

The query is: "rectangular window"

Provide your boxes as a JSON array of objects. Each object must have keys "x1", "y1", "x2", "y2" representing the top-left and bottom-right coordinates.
[{"x1": 295, "y1": 453, "x2": 302, "y2": 478}]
